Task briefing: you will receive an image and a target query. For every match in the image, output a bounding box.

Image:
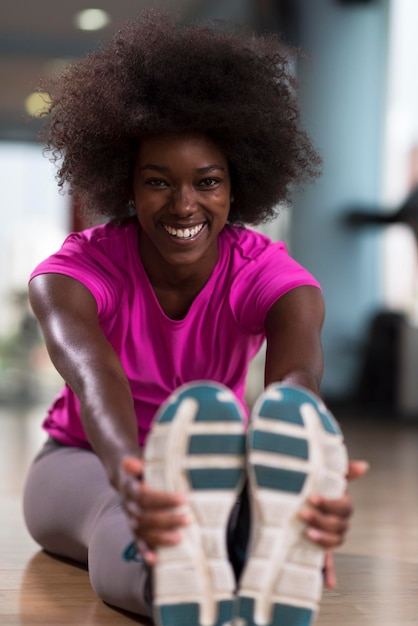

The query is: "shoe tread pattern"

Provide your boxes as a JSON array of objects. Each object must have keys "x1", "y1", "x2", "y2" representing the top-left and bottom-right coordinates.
[
  {"x1": 146, "y1": 381, "x2": 246, "y2": 626},
  {"x1": 238, "y1": 383, "x2": 348, "y2": 626}
]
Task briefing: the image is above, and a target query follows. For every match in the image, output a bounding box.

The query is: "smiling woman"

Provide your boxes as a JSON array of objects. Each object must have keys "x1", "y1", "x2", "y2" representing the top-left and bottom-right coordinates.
[{"x1": 22, "y1": 10, "x2": 361, "y2": 626}]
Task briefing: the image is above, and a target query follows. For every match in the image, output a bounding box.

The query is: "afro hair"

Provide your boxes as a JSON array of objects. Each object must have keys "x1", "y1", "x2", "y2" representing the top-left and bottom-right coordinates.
[{"x1": 41, "y1": 10, "x2": 321, "y2": 225}]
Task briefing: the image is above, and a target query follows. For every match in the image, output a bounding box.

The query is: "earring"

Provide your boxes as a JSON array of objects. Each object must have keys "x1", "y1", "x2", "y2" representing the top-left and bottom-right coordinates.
[{"x1": 128, "y1": 199, "x2": 136, "y2": 214}]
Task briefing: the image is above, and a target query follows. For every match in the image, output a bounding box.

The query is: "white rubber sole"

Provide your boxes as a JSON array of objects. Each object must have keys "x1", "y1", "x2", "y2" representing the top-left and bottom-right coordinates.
[
  {"x1": 144, "y1": 381, "x2": 246, "y2": 626},
  {"x1": 236, "y1": 383, "x2": 348, "y2": 626}
]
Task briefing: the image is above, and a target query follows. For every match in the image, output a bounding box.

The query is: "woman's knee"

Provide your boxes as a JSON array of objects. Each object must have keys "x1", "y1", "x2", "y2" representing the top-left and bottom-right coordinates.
[
  {"x1": 22, "y1": 446, "x2": 94, "y2": 562},
  {"x1": 23, "y1": 467, "x2": 88, "y2": 561}
]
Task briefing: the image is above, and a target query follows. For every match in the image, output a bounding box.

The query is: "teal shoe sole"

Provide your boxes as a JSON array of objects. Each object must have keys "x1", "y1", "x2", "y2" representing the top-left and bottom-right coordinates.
[
  {"x1": 144, "y1": 381, "x2": 246, "y2": 626},
  {"x1": 236, "y1": 383, "x2": 348, "y2": 626}
]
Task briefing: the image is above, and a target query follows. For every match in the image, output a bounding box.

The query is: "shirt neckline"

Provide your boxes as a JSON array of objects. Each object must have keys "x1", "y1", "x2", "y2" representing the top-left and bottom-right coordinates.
[{"x1": 129, "y1": 223, "x2": 226, "y2": 324}]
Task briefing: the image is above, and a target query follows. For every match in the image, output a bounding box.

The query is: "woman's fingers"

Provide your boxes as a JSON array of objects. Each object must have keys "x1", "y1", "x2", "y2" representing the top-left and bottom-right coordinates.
[
  {"x1": 300, "y1": 512, "x2": 349, "y2": 548},
  {"x1": 305, "y1": 524, "x2": 347, "y2": 548},
  {"x1": 298, "y1": 492, "x2": 352, "y2": 548},
  {"x1": 125, "y1": 499, "x2": 190, "y2": 529},
  {"x1": 129, "y1": 506, "x2": 191, "y2": 564},
  {"x1": 347, "y1": 459, "x2": 370, "y2": 481},
  {"x1": 140, "y1": 545, "x2": 157, "y2": 566},
  {"x1": 323, "y1": 550, "x2": 336, "y2": 589},
  {"x1": 121, "y1": 476, "x2": 191, "y2": 552},
  {"x1": 120, "y1": 454, "x2": 191, "y2": 560},
  {"x1": 299, "y1": 492, "x2": 353, "y2": 525},
  {"x1": 136, "y1": 482, "x2": 188, "y2": 509},
  {"x1": 122, "y1": 455, "x2": 144, "y2": 477},
  {"x1": 299, "y1": 460, "x2": 369, "y2": 548},
  {"x1": 307, "y1": 492, "x2": 353, "y2": 518}
]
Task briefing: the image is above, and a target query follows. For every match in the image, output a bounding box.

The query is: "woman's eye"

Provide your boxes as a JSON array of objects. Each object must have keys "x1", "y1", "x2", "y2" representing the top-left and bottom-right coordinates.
[
  {"x1": 199, "y1": 178, "x2": 220, "y2": 187},
  {"x1": 146, "y1": 179, "x2": 168, "y2": 187}
]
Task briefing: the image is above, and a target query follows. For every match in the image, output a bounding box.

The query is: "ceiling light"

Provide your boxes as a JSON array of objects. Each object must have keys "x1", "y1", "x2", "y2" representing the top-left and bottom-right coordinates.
[
  {"x1": 74, "y1": 8, "x2": 111, "y2": 31},
  {"x1": 25, "y1": 92, "x2": 52, "y2": 118}
]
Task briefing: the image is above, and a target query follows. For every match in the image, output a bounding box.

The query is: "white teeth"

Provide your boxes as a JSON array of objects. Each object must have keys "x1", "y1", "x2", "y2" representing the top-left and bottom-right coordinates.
[{"x1": 163, "y1": 223, "x2": 204, "y2": 239}]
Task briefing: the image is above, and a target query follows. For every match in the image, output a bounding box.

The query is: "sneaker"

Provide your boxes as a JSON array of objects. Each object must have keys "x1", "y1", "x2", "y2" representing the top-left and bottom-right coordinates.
[
  {"x1": 236, "y1": 383, "x2": 348, "y2": 626},
  {"x1": 144, "y1": 381, "x2": 247, "y2": 626}
]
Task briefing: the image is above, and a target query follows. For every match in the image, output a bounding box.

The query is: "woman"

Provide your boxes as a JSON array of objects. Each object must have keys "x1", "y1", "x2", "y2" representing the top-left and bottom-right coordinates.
[{"x1": 23, "y1": 11, "x2": 366, "y2": 626}]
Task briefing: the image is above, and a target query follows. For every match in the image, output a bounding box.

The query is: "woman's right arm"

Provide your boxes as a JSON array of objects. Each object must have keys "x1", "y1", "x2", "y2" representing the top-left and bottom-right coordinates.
[
  {"x1": 30, "y1": 272, "x2": 197, "y2": 561},
  {"x1": 29, "y1": 273, "x2": 141, "y2": 488}
]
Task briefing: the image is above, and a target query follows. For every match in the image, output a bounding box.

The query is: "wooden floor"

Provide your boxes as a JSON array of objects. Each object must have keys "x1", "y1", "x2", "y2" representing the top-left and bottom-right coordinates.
[{"x1": 1, "y1": 402, "x2": 417, "y2": 625}]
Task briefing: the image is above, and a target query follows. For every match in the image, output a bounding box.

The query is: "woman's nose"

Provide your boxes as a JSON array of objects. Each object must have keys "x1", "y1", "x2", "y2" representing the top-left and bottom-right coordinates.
[{"x1": 169, "y1": 186, "x2": 196, "y2": 216}]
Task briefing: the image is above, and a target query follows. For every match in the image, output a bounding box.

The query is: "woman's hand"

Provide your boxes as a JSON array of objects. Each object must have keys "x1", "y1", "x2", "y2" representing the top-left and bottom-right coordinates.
[
  {"x1": 119, "y1": 456, "x2": 191, "y2": 565},
  {"x1": 298, "y1": 459, "x2": 369, "y2": 588}
]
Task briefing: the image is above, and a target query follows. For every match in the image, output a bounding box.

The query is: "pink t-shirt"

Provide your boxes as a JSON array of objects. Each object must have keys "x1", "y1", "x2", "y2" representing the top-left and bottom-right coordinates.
[{"x1": 30, "y1": 220, "x2": 320, "y2": 448}]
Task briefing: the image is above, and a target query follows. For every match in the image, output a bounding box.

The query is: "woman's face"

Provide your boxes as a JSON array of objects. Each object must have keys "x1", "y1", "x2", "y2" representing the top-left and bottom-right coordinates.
[{"x1": 132, "y1": 132, "x2": 232, "y2": 276}]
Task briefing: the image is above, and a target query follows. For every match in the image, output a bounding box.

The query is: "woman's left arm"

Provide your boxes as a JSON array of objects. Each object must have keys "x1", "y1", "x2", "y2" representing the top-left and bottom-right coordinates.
[
  {"x1": 264, "y1": 286, "x2": 368, "y2": 587},
  {"x1": 264, "y1": 285, "x2": 325, "y2": 391}
]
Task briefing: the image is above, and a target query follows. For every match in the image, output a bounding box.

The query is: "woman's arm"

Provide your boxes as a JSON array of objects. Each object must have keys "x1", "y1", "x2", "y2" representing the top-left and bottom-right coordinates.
[
  {"x1": 264, "y1": 285, "x2": 325, "y2": 391},
  {"x1": 264, "y1": 286, "x2": 366, "y2": 588},
  {"x1": 29, "y1": 273, "x2": 188, "y2": 558},
  {"x1": 29, "y1": 273, "x2": 141, "y2": 486}
]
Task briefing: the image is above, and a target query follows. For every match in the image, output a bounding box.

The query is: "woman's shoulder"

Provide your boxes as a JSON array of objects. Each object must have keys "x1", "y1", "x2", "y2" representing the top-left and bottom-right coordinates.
[
  {"x1": 31, "y1": 219, "x2": 138, "y2": 286},
  {"x1": 30, "y1": 220, "x2": 139, "y2": 318},
  {"x1": 221, "y1": 224, "x2": 286, "y2": 262},
  {"x1": 58, "y1": 219, "x2": 138, "y2": 268},
  {"x1": 223, "y1": 223, "x2": 320, "y2": 292}
]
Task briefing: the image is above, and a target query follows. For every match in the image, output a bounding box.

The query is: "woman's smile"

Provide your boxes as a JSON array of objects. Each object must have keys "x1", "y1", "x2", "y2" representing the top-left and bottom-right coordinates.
[{"x1": 161, "y1": 221, "x2": 206, "y2": 241}]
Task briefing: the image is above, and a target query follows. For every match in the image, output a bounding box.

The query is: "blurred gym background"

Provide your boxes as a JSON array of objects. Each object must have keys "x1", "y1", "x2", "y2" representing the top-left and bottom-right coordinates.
[{"x1": 1, "y1": 0, "x2": 418, "y2": 417}]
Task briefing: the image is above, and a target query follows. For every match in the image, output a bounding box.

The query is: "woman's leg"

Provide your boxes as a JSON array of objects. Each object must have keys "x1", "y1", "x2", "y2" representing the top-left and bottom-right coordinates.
[{"x1": 23, "y1": 439, "x2": 151, "y2": 617}]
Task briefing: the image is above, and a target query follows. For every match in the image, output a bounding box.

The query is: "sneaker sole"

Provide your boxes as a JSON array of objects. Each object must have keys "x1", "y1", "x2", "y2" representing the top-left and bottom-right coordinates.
[
  {"x1": 144, "y1": 381, "x2": 246, "y2": 626},
  {"x1": 236, "y1": 383, "x2": 348, "y2": 626}
]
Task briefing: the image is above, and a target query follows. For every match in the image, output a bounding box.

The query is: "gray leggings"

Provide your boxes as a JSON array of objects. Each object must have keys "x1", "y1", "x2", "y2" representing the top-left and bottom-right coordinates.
[
  {"x1": 23, "y1": 438, "x2": 152, "y2": 617},
  {"x1": 23, "y1": 439, "x2": 249, "y2": 618}
]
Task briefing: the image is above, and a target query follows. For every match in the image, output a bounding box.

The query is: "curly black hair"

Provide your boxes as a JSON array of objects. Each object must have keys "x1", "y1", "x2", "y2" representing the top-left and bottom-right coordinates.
[{"x1": 42, "y1": 10, "x2": 321, "y2": 225}]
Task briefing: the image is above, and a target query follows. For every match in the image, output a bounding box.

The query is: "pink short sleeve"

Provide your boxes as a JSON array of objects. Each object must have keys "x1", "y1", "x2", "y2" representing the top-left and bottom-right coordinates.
[
  {"x1": 229, "y1": 241, "x2": 321, "y2": 334},
  {"x1": 29, "y1": 230, "x2": 122, "y2": 319}
]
